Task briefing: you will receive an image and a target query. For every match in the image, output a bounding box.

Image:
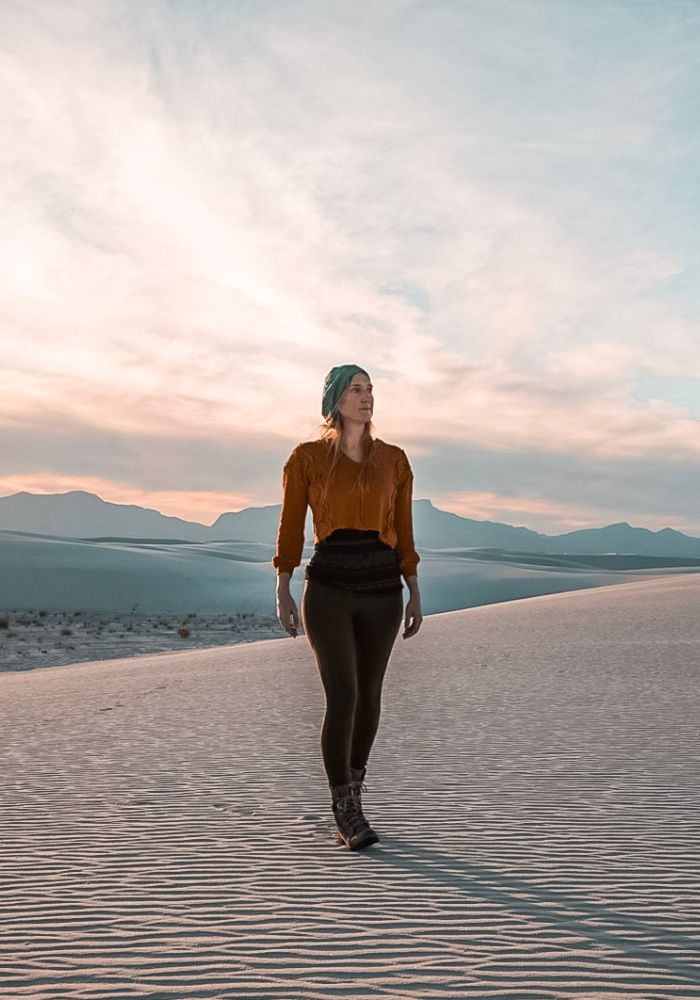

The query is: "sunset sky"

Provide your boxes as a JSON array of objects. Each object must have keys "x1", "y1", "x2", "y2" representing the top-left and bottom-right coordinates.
[{"x1": 2, "y1": 0, "x2": 699, "y2": 536}]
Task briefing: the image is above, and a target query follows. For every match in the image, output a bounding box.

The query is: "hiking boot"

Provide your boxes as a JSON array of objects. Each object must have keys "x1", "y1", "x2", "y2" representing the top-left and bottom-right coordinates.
[
  {"x1": 330, "y1": 781, "x2": 379, "y2": 850},
  {"x1": 349, "y1": 765, "x2": 380, "y2": 843}
]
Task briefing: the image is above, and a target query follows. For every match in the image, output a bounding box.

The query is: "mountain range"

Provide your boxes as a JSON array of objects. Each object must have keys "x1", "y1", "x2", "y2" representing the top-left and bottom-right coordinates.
[{"x1": 1, "y1": 490, "x2": 699, "y2": 557}]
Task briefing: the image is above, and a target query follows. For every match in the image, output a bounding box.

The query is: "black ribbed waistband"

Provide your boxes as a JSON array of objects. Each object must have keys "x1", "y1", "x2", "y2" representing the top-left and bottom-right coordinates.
[{"x1": 305, "y1": 529, "x2": 403, "y2": 595}]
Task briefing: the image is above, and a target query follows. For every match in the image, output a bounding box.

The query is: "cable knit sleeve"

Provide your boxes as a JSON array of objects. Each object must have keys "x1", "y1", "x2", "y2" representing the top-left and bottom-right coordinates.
[
  {"x1": 395, "y1": 449, "x2": 420, "y2": 578},
  {"x1": 272, "y1": 446, "x2": 308, "y2": 575}
]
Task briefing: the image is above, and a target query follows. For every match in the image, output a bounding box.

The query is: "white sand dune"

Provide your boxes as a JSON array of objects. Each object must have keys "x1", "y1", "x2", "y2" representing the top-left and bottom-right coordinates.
[
  {"x1": 0, "y1": 531, "x2": 275, "y2": 614},
  {"x1": 1, "y1": 574, "x2": 699, "y2": 997},
  {"x1": 3, "y1": 529, "x2": 695, "y2": 616},
  {"x1": 4, "y1": 528, "x2": 700, "y2": 672}
]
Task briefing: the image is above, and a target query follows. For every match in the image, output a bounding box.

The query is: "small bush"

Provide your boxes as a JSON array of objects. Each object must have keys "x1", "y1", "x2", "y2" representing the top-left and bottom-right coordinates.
[
  {"x1": 61, "y1": 627, "x2": 72, "y2": 636},
  {"x1": 178, "y1": 626, "x2": 191, "y2": 639}
]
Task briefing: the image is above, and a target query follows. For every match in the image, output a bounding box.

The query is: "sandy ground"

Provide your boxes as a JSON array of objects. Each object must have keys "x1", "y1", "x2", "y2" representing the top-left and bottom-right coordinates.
[{"x1": 1, "y1": 573, "x2": 699, "y2": 998}]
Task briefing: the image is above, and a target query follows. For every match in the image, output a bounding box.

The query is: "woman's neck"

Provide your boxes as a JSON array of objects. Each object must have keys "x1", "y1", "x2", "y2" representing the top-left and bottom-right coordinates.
[{"x1": 341, "y1": 429, "x2": 365, "y2": 452}]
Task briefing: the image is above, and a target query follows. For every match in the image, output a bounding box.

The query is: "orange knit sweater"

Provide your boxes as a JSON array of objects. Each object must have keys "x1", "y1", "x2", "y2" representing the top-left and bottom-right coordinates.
[{"x1": 272, "y1": 438, "x2": 420, "y2": 579}]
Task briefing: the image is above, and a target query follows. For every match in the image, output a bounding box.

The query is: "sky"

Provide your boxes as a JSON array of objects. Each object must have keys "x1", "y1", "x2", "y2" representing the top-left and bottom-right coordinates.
[{"x1": 2, "y1": 0, "x2": 700, "y2": 537}]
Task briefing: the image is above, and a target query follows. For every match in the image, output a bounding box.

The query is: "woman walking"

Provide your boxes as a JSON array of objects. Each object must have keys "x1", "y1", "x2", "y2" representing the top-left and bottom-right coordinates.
[{"x1": 273, "y1": 364, "x2": 423, "y2": 850}]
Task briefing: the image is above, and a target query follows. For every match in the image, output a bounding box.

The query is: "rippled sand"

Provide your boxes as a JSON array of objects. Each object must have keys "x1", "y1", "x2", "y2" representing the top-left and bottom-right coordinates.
[{"x1": 1, "y1": 574, "x2": 699, "y2": 998}]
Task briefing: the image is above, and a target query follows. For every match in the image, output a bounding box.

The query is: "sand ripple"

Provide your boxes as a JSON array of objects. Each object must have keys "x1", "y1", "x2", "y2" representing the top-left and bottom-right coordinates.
[{"x1": 1, "y1": 575, "x2": 699, "y2": 998}]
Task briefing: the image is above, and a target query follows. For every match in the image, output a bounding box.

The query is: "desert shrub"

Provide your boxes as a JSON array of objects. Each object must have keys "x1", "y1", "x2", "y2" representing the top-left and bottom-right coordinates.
[
  {"x1": 61, "y1": 627, "x2": 72, "y2": 636},
  {"x1": 178, "y1": 626, "x2": 191, "y2": 639}
]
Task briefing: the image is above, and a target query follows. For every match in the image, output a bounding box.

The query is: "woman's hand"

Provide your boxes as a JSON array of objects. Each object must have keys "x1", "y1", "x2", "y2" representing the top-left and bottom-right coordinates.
[
  {"x1": 402, "y1": 595, "x2": 423, "y2": 639},
  {"x1": 276, "y1": 588, "x2": 300, "y2": 638}
]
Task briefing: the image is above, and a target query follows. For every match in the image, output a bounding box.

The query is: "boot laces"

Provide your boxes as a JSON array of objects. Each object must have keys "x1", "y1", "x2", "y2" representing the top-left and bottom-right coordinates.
[
  {"x1": 345, "y1": 799, "x2": 370, "y2": 837},
  {"x1": 337, "y1": 794, "x2": 369, "y2": 837}
]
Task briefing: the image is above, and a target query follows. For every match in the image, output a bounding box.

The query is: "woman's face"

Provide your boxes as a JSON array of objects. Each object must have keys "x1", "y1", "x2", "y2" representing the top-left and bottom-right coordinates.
[{"x1": 338, "y1": 373, "x2": 373, "y2": 423}]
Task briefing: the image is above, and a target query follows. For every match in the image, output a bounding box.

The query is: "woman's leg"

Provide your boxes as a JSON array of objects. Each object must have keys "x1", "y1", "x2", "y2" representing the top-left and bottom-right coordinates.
[
  {"x1": 301, "y1": 580, "x2": 358, "y2": 788},
  {"x1": 349, "y1": 589, "x2": 404, "y2": 771}
]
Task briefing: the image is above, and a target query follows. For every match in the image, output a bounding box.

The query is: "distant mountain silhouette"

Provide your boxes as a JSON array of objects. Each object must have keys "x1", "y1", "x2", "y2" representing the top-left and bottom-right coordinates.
[
  {"x1": 0, "y1": 490, "x2": 205, "y2": 541},
  {"x1": 1, "y1": 489, "x2": 699, "y2": 556}
]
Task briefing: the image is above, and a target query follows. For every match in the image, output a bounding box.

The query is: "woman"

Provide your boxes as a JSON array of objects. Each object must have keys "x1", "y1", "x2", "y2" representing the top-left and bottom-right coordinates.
[{"x1": 273, "y1": 364, "x2": 423, "y2": 851}]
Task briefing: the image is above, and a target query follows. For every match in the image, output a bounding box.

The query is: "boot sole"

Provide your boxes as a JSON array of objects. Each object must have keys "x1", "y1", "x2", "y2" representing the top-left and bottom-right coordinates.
[{"x1": 337, "y1": 828, "x2": 380, "y2": 850}]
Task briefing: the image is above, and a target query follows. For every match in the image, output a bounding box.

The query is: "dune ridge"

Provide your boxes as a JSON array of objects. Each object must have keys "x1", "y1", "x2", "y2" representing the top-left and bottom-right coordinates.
[{"x1": 4, "y1": 527, "x2": 700, "y2": 672}]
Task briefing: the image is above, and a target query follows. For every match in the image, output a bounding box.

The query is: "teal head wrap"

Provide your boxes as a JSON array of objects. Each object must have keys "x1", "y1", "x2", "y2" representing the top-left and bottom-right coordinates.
[{"x1": 321, "y1": 364, "x2": 370, "y2": 419}]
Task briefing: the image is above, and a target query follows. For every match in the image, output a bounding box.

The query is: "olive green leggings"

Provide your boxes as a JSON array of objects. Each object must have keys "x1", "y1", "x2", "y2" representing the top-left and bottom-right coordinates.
[{"x1": 301, "y1": 578, "x2": 404, "y2": 788}]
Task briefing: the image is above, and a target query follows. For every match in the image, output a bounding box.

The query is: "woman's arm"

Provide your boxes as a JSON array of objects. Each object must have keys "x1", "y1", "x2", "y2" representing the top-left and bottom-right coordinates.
[
  {"x1": 272, "y1": 447, "x2": 308, "y2": 580},
  {"x1": 395, "y1": 452, "x2": 423, "y2": 638},
  {"x1": 394, "y1": 449, "x2": 420, "y2": 585}
]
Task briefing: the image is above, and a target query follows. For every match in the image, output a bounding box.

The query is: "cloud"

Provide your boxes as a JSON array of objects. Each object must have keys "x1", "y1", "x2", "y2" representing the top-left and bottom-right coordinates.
[{"x1": 1, "y1": 0, "x2": 699, "y2": 531}]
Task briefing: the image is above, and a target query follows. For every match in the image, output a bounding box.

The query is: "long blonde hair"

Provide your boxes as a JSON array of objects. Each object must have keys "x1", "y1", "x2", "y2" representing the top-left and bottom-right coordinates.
[{"x1": 314, "y1": 410, "x2": 382, "y2": 515}]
